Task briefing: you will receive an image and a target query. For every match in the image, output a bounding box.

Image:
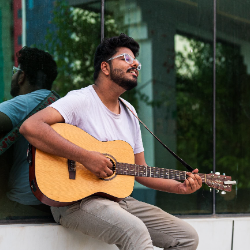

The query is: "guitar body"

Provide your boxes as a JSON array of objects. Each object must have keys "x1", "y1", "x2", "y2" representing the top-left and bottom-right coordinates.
[{"x1": 29, "y1": 123, "x2": 135, "y2": 207}]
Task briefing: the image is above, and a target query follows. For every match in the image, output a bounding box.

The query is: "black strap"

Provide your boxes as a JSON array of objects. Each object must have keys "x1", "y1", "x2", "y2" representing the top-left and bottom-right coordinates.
[
  {"x1": 0, "y1": 91, "x2": 60, "y2": 155},
  {"x1": 119, "y1": 98, "x2": 194, "y2": 172}
]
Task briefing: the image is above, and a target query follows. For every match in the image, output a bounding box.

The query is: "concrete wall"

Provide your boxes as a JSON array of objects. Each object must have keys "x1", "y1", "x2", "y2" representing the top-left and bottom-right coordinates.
[{"x1": 0, "y1": 217, "x2": 249, "y2": 250}]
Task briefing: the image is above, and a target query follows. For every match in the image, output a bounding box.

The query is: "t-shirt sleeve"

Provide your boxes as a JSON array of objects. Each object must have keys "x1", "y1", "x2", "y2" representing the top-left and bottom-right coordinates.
[
  {"x1": 50, "y1": 90, "x2": 89, "y2": 126},
  {"x1": 0, "y1": 97, "x2": 30, "y2": 127}
]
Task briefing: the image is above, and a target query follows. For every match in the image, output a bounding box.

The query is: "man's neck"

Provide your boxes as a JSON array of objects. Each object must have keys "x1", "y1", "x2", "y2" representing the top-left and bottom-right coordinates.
[
  {"x1": 93, "y1": 80, "x2": 125, "y2": 114},
  {"x1": 19, "y1": 83, "x2": 42, "y2": 96}
]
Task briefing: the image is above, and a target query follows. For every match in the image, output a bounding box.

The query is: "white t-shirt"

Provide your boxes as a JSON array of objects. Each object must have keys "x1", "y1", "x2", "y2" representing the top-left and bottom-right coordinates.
[{"x1": 50, "y1": 85, "x2": 144, "y2": 154}]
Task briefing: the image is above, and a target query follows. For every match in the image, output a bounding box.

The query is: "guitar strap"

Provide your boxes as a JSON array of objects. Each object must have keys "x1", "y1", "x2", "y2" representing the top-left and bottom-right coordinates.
[
  {"x1": 0, "y1": 90, "x2": 60, "y2": 156},
  {"x1": 119, "y1": 98, "x2": 194, "y2": 172}
]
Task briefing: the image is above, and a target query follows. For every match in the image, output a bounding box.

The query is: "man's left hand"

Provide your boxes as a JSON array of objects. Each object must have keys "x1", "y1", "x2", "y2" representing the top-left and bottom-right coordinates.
[{"x1": 176, "y1": 169, "x2": 202, "y2": 194}]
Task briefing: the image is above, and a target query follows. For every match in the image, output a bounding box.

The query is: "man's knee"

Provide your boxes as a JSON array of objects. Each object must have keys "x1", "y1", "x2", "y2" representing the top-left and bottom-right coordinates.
[
  {"x1": 187, "y1": 225, "x2": 199, "y2": 250},
  {"x1": 111, "y1": 218, "x2": 153, "y2": 250},
  {"x1": 149, "y1": 221, "x2": 199, "y2": 250}
]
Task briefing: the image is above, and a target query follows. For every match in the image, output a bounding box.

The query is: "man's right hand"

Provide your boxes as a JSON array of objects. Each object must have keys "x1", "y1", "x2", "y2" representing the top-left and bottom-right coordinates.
[{"x1": 81, "y1": 151, "x2": 114, "y2": 179}]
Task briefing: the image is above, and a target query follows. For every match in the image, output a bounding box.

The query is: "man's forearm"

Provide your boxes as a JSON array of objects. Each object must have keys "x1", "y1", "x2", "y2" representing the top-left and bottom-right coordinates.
[
  {"x1": 20, "y1": 118, "x2": 88, "y2": 164},
  {"x1": 19, "y1": 106, "x2": 88, "y2": 165},
  {"x1": 135, "y1": 176, "x2": 181, "y2": 193}
]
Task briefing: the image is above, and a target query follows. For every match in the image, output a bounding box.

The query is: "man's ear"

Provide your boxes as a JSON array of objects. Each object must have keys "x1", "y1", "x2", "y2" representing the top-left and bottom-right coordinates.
[
  {"x1": 100, "y1": 61, "x2": 110, "y2": 76},
  {"x1": 17, "y1": 71, "x2": 26, "y2": 85}
]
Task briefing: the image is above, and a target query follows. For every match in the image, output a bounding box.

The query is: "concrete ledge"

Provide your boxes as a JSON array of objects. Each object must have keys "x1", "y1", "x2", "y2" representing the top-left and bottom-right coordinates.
[{"x1": 0, "y1": 217, "x2": 249, "y2": 250}]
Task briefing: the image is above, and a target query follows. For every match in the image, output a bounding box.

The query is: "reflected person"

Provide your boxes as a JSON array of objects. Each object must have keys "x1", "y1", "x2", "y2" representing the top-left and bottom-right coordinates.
[{"x1": 0, "y1": 47, "x2": 57, "y2": 211}]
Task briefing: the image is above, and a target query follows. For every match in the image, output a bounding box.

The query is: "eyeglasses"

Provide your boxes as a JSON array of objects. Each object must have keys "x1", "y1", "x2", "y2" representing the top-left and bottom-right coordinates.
[
  {"x1": 12, "y1": 66, "x2": 22, "y2": 75},
  {"x1": 107, "y1": 53, "x2": 141, "y2": 70}
]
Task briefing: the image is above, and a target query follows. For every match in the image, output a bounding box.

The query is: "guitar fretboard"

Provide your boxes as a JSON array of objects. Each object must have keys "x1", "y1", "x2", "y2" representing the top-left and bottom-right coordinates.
[{"x1": 116, "y1": 163, "x2": 187, "y2": 181}]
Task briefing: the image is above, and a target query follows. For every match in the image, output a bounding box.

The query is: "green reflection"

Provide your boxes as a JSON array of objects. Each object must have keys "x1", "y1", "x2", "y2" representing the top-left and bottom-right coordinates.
[
  {"x1": 41, "y1": 1, "x2": 120, "y2": 97},
  {"x1": 216, "y1": 0, "x2": 250, "y2": 213},
  {"x1": 106, "y1": 0, "x2": 214, "y2": 214},
  {"x1": 175, "y1": 35, "x2": 213, "y2": 173},
  {"x1": 216, "y1": 42, "x2": 250, "y2": 213}
]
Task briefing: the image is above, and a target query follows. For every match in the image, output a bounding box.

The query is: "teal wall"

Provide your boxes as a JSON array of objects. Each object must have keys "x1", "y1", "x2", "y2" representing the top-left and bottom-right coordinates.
[
  {"x1": 0, "y1": 1, "x2": 12, "y2": 102},
  {"x1": 0, "y1": 10, "x2": 4, "y2": 102}
]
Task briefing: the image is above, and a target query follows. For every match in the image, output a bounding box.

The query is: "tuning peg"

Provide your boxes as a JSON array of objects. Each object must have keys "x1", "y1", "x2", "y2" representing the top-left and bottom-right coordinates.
[
  {"x1": 223, "y1": 173, "x2": 226, "y2": 175},
  {"x1": 216, "y1": 189, "x2": 220, "y2": 193},
  {"x1": 210, "y1": 188, "x2": 212, "y2": 192},
  {"x1": 215, "y1": 172, "x2": 220, "y2": 175},
  {"x1": 221, "y1": 191, "x2": 226, "y2": 195},
  {"x1": 211, "y1": 171, "x2": 213, "y2": 173}
]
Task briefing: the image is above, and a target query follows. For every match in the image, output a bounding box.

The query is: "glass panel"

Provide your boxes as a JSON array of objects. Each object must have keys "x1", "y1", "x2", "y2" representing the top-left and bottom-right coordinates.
[
  {"x1": 216, "y1": 0, "x2": 250, "y2": 213},
  {"x1": 106, "y1": 0, "x2": 214, "y2": 215},
  {"x1": 0, "y1": 0, "x2": 101, "y2": 221},
  {"x1": 0, "y1": 0, "x2": 54, "y2": 221}
]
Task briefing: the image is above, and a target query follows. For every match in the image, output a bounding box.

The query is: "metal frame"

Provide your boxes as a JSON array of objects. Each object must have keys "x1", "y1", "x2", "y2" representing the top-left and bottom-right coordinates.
[
  {"x1": 101, "y1": 0, "x2": 105, "y2": 41},
  {"x1": 213, "y1": 0, "x2": 217, "y2": 216}
]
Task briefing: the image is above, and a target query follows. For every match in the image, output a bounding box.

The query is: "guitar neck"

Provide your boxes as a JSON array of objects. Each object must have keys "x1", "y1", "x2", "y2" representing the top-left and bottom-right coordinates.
[{"x1": 116, "y1": 163, "x2": 206, "y2": 182}]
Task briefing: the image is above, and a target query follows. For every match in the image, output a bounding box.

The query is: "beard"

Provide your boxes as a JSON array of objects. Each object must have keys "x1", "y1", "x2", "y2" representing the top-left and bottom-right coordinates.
[{"x1": 110, "y1": 67, "x2": 137, "y2": 91}]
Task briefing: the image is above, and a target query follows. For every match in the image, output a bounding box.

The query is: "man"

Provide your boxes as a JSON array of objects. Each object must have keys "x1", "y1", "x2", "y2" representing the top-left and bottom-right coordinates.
[
  {"x1": 20, "y1": 34, "x2": 202, "y2": 250},
  {"x1": 0, "y1": 47, "x2": 58, "y2": 209}
]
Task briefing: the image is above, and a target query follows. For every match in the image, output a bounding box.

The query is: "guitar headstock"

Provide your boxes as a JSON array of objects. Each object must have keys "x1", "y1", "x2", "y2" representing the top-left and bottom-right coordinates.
[{"x1": 199, "y1": 172, "x2": 236, "y2": 193}]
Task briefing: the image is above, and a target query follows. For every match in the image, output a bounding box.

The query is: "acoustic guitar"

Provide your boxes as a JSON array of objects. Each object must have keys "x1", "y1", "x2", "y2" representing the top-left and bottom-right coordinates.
[{"x1": 28, "y1": 123, "x2": 236, "y2": 207}]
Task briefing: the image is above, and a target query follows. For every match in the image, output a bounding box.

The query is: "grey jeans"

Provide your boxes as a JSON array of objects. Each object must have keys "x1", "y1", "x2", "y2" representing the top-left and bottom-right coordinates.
[{"x1": 51, "y1": 196, "x2": 199, "y2": 250}]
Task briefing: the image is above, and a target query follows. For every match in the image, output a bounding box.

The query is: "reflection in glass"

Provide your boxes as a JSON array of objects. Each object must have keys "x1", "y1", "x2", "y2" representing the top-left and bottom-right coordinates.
[
  {"x1": 0, "y1": 0, "x2": 103, "y2": 221},
  {"x1": 216, "y1": 0, "x2": 250, "y2": 213},
  {"x1": 106, "y1": 0, "x2": 214, "y2": 215},
  {"x1": 41, "y1": 0, "x2": 112, "y2": 97},
  {"x1": 1, "y1": 0, "x2": 249, "y2": 220}
]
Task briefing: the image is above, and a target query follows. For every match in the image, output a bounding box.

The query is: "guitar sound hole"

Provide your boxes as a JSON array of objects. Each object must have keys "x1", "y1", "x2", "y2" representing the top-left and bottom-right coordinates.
[
  {"x1": 109, "y1": 159, "x2": 116, "y2": 173},
  {"x1": 101, "y1": 154, "x2": 117, "y2": 181}
]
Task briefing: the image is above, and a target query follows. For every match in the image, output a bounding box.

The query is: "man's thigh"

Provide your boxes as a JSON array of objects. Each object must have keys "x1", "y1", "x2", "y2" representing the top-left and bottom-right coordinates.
[
  {"x1": 51, "y1": 196, "x2": 154, "y2": 250},
  {"x1": 119, "y1": 197, "x2": 199, "y2": 250}
]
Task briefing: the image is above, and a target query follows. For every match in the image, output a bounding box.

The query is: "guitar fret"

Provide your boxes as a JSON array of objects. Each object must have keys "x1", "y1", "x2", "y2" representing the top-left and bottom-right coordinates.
[
  {"x1": 180, "y1": 171, "x2": 186, "y2": 181},
  {"x1": 175, "y1": 170, "x2": 179, "y2": 180},
  {"x1": 125, "y1": 163, "x2": 130, "y2": 175},
  {"x1": 143, "y1": 166, "x2": 147, "y2": 176},
  {"x1": 129, "y1": 164, "x2": 135, "y2": 176},
  {"x1": 116, "y1": 163, "x2": 122, "y2": 175},
  {"x1": 169, "y1": 169, "x2": 175, "y2": 179},
  {"x1": 150, "y1": 167, "x2": 154, "y2": 177},
  {"x1": 138, "y1": 165, "x2": 142, "y2": 176},
  {"x1": 147, "y1": 166, "x2": 150, "y2": 177},
  {"x1": 165, "y1": 169, "x2": 169, "y2": 179},
  {"x1": 160, "y1": 168, "x2": 165, "y2": 178},
  {"x1": 137, "y1": 165, "x2": 141, "y2": 177},
  {"x1": 155, "y1": 167, "x2": 160, "y2": 178},
  {"x1": 138, "y1": 165, "x2": 146, "y2": 177}
]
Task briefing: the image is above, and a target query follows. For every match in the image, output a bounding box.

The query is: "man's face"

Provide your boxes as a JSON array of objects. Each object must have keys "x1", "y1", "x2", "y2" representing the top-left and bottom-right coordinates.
[
  {"x1": 109, "y1": 47, "x2": 140, "y2": 91},
  {"x1": 10, "y1": 71, "x2": 21, "y2": 97}
]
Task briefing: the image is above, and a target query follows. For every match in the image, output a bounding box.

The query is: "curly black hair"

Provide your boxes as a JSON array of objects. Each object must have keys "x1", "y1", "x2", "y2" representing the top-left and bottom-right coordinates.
[
  {"x1": 16, "y1": 47, "x2": 58, "y2": 90},
  {"x1": 93, "y1": 33, "x2": 140, "y2": 81}
]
